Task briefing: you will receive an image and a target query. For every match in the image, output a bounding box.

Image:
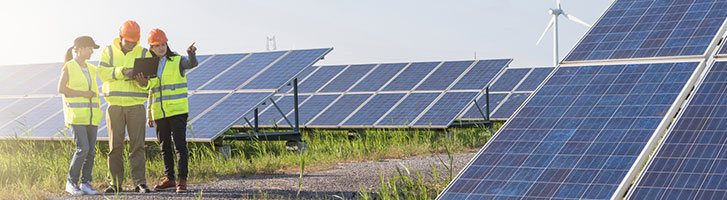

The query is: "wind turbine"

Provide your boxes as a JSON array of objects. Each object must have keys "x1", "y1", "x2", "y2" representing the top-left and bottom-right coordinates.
[{"x1": 536, "y1": 0, "x2": 592, "y2": 66}]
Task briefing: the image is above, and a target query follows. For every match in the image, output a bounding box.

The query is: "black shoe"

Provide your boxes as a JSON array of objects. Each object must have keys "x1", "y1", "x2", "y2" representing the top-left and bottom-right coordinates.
[
  {"x1": 135, "y1": 184, "x2": 152, "y2": 193},
  {"x1": 103, "y1": 185, "x2": 120, "y2": 193}
]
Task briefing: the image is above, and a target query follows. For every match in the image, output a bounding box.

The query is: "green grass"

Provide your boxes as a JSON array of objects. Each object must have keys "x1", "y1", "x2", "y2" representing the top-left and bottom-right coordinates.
[{"x1": 0, "y1": 123, "x2": 500, "y2": 200}]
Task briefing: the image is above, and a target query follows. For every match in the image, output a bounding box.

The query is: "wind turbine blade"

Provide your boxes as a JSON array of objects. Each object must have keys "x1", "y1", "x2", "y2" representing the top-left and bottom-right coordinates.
[
  {"x1": 537, "y1": 16, "x2": 556, "y2": 45},
  {"x1": 557, "y1": 0, "x2": 561, "y2": 9},
  {"x1": 563, "y1": 13, "x2": 592, "y2": 28}
]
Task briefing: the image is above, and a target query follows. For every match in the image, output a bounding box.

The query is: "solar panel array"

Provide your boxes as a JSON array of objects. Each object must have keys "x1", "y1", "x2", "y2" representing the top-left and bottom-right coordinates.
[
  {"x1": 236, "y1": 59, "x2": 512, "y2": 129},
  {"x1": 459, "y1": 67, "x2": 554, "y2": 121},
  {"x1": 627, "y1": 61, "x2": 727, "y2": 199},
  {"x1": 440, "y1": 0, "x2": 727, "y2": 199},
  {"x1": 564, "y1": 0, "x2": 727, "y2": 62},
  {"x1": 0, "y1": 48, "x2": 332, "y2": 142},
  {"x1": 439, "y1": 62, "x2": 700, "y2": 199}
]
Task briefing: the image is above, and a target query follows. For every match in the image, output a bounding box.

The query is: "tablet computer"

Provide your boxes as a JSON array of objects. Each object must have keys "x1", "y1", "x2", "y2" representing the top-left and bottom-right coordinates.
[{"x1": 133, "y1": 57, "x2": 160, "y2": 78}]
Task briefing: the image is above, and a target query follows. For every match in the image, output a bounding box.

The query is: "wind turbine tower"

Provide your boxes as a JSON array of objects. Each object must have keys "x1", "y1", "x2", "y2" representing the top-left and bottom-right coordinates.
[{"x1": 536, "y1": 0, "x2": 592, "y2": 66}]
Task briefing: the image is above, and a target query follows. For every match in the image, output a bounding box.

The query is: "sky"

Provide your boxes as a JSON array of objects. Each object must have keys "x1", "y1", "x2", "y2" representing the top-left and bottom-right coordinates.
[{"x1": 0, "y1": 0, "x2": 613, "y2": 68}]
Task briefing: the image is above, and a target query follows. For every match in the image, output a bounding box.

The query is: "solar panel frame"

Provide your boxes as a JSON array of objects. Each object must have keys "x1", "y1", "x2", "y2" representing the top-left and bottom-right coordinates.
[{"x1": 437, "y1": 61, "x2": 708, "y2": 200}]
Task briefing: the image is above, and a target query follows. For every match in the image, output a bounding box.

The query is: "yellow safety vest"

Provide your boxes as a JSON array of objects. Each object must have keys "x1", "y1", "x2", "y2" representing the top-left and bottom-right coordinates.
[
  {"x1": 62, "y1": 60, "x2": 102, "y2": 126},
  {"x1": 147, "y1": 56, "x2": 189, "y2": 120},
  {"x1": 98, "y1": 38, "x2": 153, "y2": 106}
]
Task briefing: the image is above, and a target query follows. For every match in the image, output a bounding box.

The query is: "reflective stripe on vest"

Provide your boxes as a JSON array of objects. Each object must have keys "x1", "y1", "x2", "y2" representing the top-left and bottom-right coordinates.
[
  {"x1": 152, "y1": 93, "x2": 188, "y2": 104},
  {"x1": 67, "y1": 102, "x2": 100, "y2": 108},
  {"x1": 104, "y1": 91, "x2": 148, "y2": 98},
  {"x1": 151, "y1": 83, "x2": 187, "y2": 93}
]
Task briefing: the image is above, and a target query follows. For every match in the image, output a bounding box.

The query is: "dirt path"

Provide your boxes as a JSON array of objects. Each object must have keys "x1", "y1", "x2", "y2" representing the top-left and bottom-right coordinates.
[{"x1": 51, "y1": 152, "x2": 477, "y2": 199}]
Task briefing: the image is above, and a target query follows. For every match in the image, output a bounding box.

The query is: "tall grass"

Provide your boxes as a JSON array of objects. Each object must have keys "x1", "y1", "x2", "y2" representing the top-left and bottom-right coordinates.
[{"x1": 0, "y1": 123, "x2": 499, "y2": 199}]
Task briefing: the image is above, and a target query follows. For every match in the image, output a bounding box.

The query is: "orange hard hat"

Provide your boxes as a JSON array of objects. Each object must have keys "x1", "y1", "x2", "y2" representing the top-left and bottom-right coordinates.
[
  {"x1": 148, "y1": 29, "x2": 168, "y2": 45},
  {"x1": 119, "y1": 20, "x2": 141, "y2": 42}
]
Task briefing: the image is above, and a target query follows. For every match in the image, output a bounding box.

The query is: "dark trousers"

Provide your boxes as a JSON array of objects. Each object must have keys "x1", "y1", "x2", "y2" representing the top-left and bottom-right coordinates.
[{"x1": 155, "y1": 113, "x2": 188, "y2": 180}]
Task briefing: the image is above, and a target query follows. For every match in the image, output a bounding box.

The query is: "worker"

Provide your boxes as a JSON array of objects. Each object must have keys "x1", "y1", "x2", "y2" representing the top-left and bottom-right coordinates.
[
  {"x1": 59, "y1": 36, "x2": 102, "y2": 195},
  {"x1": 135, "y1": 28, "x2": 198, "y2": 193},
  {"x1": 98, "y1": 20, "x2": 153, "y2": 193}
]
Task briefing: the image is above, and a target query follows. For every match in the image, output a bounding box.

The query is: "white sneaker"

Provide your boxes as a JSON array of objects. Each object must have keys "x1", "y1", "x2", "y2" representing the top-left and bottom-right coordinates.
[
  {"x1": 81, "y1": 182, "x2": 100, "y2": 195},
  {"x1": 65, "y1": 180, "x2": 83, "y2": 195}
]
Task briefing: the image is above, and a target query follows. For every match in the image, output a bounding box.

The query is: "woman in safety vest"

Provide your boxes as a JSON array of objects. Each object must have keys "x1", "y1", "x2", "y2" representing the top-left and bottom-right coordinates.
[
  {"x1": 59, "y1": 36, "x2": 102, "y2": 195},
  {"x1": 135, "y1": 28, "x2": 198, "y2": 193}
]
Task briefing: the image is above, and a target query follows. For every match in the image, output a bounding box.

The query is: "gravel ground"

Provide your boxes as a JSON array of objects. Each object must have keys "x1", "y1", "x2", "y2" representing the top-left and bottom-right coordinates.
[{"x1": 50, "y1": 152, "x2": 477, "y2": 200}]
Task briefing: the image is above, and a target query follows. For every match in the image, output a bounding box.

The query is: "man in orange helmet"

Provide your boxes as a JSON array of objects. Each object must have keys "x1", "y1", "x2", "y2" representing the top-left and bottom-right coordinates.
[{"x1": 98, "y1": 20, "x2": 152, "y2": 193}]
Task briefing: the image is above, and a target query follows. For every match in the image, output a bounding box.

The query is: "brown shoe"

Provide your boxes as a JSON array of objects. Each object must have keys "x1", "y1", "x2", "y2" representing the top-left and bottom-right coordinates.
[
  {"x1": 176, "y1": 179, "x2": 187, "y2": 193},
  {"x1": 154, "y1": 178, "x2": 176, "y2": 190}
]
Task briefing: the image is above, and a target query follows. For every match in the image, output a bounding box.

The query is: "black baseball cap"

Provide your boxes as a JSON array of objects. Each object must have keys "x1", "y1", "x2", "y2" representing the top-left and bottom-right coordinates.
[{"x1": 74, "y1": 36, "x2": 100, "y2": 49}]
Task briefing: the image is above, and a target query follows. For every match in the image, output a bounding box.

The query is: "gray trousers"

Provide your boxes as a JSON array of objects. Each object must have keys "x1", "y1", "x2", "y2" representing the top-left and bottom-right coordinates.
[{"x1": 68, "y1": 125, "x2": 98, "y2": 184}]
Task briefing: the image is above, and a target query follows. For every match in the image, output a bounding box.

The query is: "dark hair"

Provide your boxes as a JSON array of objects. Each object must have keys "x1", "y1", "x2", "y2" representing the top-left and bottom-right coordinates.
[
  {"x1": 150, "y1": 45, "x2": 179, "y2": 61},
  {"x1": 65, "y1": 47, "x2": 74, "y2": 63}
]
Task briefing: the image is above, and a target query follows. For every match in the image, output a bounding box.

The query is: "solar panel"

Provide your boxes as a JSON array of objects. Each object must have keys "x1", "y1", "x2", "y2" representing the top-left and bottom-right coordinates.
[
  {"x1": 564, "y1": 0, "x2": 727, "y2": 62},
  {"x1": 415, "y1": 61, "x2": 474, "y2": 91},
  {"x1": 29, "y1": 111, "x2": 67, "y2": 139},
  {"x1": 377, "y1": 92, "x2": 440, "y2": 126},
  {"x1": 382, "y1": 62, "x2": 440, "y2": 91},
  {"x1": 0, "y1": 64, "x2": 60, "y2": 96},
  {"x1": 413, "y1": 92, "x2": 478, "y2": 127},
  {"x1": 297, "y1": 66, "x2": 345, "y2": 93},
  {"x1": 308, "y1": 94, "x2": 372, "y2": 126},
  {"x1": 459, "y1": 67, "x2": 554, "y2": 121},
  {"x1": 183, "y1": 48, "x2": 331, "y2": 141},
  {"x1": 189, "y1": 92, "x2": 270, "y2": 139},
  {"x1": 253, "y1": 95, "x2": 311, "y2": 127},
  {"x1": 198, "y1": 51, "x2": 286, "y2": 90},
  {"x1": 187, "y1": 54, "x2": 248, "y2": 90},
  {"x1": 242, "y1": 48, "x2": 334, "y2": 89},
  {"x1": 459, "y1": 93, "x2": 509, "y2": 120},
  {"x1": 627, "y1": 61, "x2": 727, "y2": 199},
  {"x1": 516, "y1": 67, "x2": 555, "y2": 91},
  {"x1": 0, "y1": 97, "x2": 61, "y2": 138},
  {"x1": 349, "y1": 63, "x2": 407, "y2": 92},
  {"x1": 235, "y1": 59, "x2": 512, "y2": 129},
  {"x1": 439, "y1": 62, "x2": 700, "y2": 199},
  {"x1": 319, "y1": 64, "x2": 376, "y2": 93},
  {"x1": 341, "y1": 93, "x2": 407, "y2": 127},
  {"x1": 0, "y1": 98, "x2": 49, "y2": 130},
  {"x1": 451, "y1": 59, "x2": 512, "y2": 90},
  {"x1": 491, "y1": 92, "x2": 531, "y2": 120},
  {"x1": 284, "y1": 94, "x2": 340, "y2": 125},
  {"x1": 490, "y1": 68, "x2": 531, "y2": 92}
]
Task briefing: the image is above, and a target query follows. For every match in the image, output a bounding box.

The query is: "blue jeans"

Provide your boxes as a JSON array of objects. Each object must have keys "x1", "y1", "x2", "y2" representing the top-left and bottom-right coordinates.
[{"x1": 67, "y1": 125, "x2": 98, "y2": 184}]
